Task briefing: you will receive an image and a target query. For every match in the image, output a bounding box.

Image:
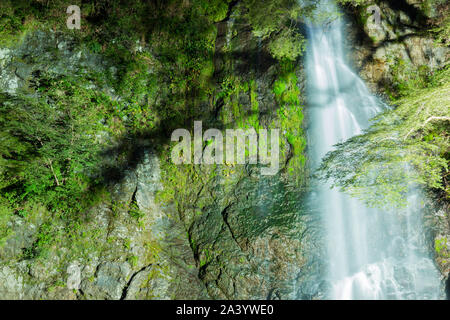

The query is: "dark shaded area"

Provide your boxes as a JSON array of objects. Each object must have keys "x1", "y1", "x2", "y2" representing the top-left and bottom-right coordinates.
[
  {"x1": 98, "y1": 47, "x2": 277, "y2": 191},
  {"x1": 96, "y1": 0, "x2": 281, "y2": 188},
  {"x1": 222, "y1": 0, "x2": 240, "y2": 22},
  {"x1": 382, "y1": 0, "x2": 428, "y2": 27},
  {"x1": 215, "y1": 48, "x2": 277, "y2": 78}
]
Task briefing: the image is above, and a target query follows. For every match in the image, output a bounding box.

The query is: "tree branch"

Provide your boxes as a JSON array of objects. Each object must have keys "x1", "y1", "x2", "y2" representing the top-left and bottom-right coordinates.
[
  {"x1": 403, "y1": 116, "x2": 450, "y2": 140},
  {"x1": 46, "y1": 158, "x2": 60, "y2": 187}
]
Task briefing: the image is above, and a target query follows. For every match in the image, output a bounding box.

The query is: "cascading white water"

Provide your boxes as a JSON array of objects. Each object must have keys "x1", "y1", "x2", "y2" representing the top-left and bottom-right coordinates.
[{"x1": 305, "y1": 1, "x2": 443, "y2": 299}]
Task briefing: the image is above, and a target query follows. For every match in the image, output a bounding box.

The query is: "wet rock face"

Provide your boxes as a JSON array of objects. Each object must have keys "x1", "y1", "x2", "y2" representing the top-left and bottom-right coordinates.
[
  {"x1": 82, "y1": 262, "x2": 132, "y2": 300},
  {"x1": 123, "y1": 266, "x2": 170, "y2": 300},
  {"x1": 0, "y1": 30, "x2": 115, "y2": 96},
  {"x1": 0, "y1": 149, "x2": 207, "y2": 299},
  {"x1": 341, "y1": 1, "x2": 449, "y2": 93},
  {"x1": 173, "y1": 5, "x2": 324, "y2": 299},
  {"x1": 0, "y1": 28, "x2": 209, "y2": 299},
  {"x1": 190, "y1": 174, "x2": 311, "y2": 299},
  {"x1": 0, "y1": 266, "x2": 25, "y2": 299}
]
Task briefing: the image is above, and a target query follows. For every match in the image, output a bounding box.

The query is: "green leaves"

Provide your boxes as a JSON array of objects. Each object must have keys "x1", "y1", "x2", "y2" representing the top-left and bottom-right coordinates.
[
  {"x1": 0, "y1": 73, "x2": 109, "y2": 213},
  {"x1": 244, "y1": 0, "x2": 307, "y2": 61},
  {"x1": 268, "y1": 28, "x2": 306, "y2": 61}
]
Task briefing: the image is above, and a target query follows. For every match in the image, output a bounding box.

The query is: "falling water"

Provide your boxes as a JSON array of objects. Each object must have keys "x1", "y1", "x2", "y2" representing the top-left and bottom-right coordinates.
[{"x1": 304, "y1": 1, "x2": 443, "y2": 299}]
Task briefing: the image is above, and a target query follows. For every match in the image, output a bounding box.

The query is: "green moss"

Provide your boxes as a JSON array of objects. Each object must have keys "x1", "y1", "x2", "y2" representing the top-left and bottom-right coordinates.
[
  {"x1": 199, "y1": 248, "x2": 214, "y2": 268},
  {"x1": 435, "y1": 237, "x2": 448, "y2": 256},
  {"x1": 248, "y1": 80, "x2": 261, "y2": 130},
  {"x1": 127, "y1": 255, "x2": 139, "y2": 268},
  {"x1": 128, "y1": 202, "x2": 145, "y2": 220},
  {"x1": 273, "y1": 62, "x2": 307, "y2": 180},
  {"x1": 47, "y1": 280, "x2": 66, "y2": 293},
  {"x1": 0, "y1": 198, "x2": 13, "y2": 247}
]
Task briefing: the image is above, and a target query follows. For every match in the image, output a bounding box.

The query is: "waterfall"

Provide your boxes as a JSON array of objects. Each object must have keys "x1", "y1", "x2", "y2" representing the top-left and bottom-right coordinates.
[{"x1": 304, "y1": 1, "x2": 443, "y2": 299}]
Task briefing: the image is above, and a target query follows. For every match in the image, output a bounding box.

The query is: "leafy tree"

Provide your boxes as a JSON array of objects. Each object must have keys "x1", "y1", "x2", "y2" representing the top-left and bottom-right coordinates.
[
  {"x1": 268, "y1": 28, "x2": 305, "y2": 61},
  {"x1": 0, "y1": 74, "x2": 108, "y2": 214}
]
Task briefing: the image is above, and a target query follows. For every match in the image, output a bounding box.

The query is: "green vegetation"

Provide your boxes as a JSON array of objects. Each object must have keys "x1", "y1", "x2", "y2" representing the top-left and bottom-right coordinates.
[
  {"x1": 0, "y1": 75, "x2": 110, "y2": 216},
  {"x1": 432, "y1": 14, "x2": 450, "y2": 46},
  {"x1": 387, "y1": 58, "x2": 433, "y2": 99},
  {"x1": 0, "y1": 0, "x2": 236, "y2": 265},
  {"x1": 0, "y1": 202, "x2": 13, "y2": 246},
  {"x1": 273, "y1": 62, "x2": 307, "y2": 181},
  {"x1": 435, "y1": 237, "x2": 448, "y2": 255},
  {"x1": 244, "y1": 0, "x2": 311, "y2": 61},
  {"x1": 0, "y1": 0, "x2": 314, "y2": 219}
]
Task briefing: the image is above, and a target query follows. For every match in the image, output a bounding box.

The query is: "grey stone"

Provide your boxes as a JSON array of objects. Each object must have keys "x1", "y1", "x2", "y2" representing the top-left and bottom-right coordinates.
[{"x1": 82, "y1": 262, "x2": 132, "y2": 300}]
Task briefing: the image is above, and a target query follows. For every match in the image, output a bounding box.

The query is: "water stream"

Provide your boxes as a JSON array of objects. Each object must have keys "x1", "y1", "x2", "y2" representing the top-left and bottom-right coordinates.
[{"x1": 304, "y1": 1, "x2": 442, "y2": 299}]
